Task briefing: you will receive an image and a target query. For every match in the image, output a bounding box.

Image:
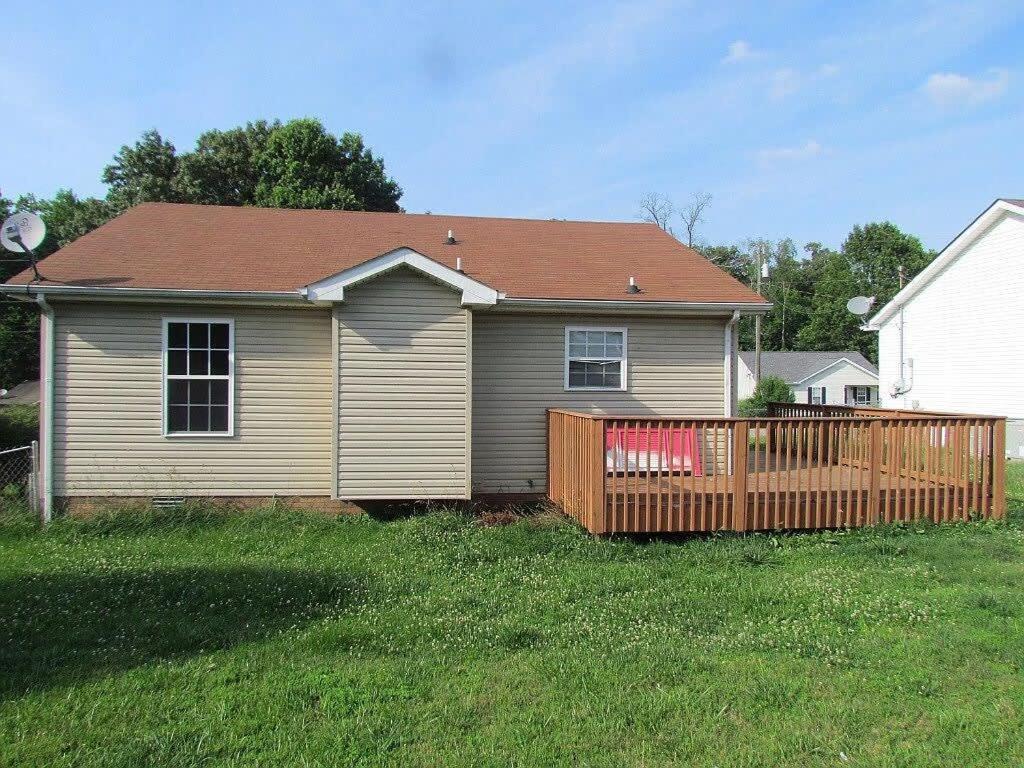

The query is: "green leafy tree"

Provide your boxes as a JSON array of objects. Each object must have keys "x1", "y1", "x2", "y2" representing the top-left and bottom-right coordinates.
[
  {"x1": 175, "y1": 121, "x2": 278, "y2": 206},
  {"x1": 797, "y1": 223, "x2": 935, "y2": 362},
  {"x1": 15, "y1": 190, "x2": 113, "y2": 258},
  {"x1": 739, "y1": 375, "x2": 794, "y2": 417},
  {"x1": 253, "y1": 119, "x2": 402, "y2": 211},
  {"x1": 842, "y1": 222, "x2": 933, "y2": 310},
  {"x1": 102, "y1": 129, "x2": 180, "y2": 211},
  {"x1": 795, "y1": 252, "x2": 868, "y2": 357},
  {"x1": 0, "y1": 196, "x2": 38, "y2": 388},
  {"x1": 699, "y1": 243, "x2": 750, "y2": 284},
  {"x1": 759, "y1": 238, "x2": 812, "y2": 352}
]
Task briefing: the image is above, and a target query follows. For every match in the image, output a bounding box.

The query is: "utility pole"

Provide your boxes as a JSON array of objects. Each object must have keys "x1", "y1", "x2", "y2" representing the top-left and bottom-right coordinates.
[{"x1": 754, "y1": 244, "x2": 768, "y2": 382}]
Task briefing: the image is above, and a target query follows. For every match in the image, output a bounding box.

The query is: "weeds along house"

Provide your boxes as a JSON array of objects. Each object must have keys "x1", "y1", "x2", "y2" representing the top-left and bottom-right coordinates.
[{"x1": 2, "y1": 203, "x2": 768, "y2": 516}]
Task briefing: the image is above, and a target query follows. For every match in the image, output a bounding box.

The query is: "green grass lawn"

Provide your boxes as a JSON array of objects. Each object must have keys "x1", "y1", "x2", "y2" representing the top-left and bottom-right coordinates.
[{"x1": 2, "y1": 465, "x2": 1023, "y2": 767}]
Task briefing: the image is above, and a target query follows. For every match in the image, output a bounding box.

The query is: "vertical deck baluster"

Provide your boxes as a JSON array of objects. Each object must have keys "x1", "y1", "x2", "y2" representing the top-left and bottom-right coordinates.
[
  {"x1": 816, "y1": 421, "x2": 825, "y2": 528},
  {"x1": 981, "y1": 420, "x2": 991, "y2": 517}
]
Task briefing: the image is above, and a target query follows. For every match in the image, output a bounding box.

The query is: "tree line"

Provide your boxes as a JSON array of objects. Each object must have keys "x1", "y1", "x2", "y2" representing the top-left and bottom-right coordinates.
[
  {"x1": 1, "y1": 128, "x2": 936, "y2": 390},
  {"x1": 639, "y1": 192, "x2": 936, "y2": 362},
  {"x1": 0, "y1": 118, "x2": 403, "y2": 388}
]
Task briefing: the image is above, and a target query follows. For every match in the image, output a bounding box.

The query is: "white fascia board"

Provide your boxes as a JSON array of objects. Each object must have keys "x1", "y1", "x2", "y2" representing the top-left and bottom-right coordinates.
[
  {"x1": 868, "y1": 199, "x2": 1024, "y2": 328},
  {"x1": 491, "y1": 297, "x2": 772, "y2": 314},
  {"x1": 790, "y1": 357, "x2": 878, "y2": 385},
  {"x1": 305, "y1": 247, "x2": 498, "y2": 306}
]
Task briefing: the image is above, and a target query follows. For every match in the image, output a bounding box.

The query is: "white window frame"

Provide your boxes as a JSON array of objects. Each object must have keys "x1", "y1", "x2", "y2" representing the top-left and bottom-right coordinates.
[
  {"x1": 564, "y1": 326, "x2": 628, "y2": 392},
  {"x1": 161, "y1": 317, "x2": 235, "y2": 438},
  {"x1": 809, "y1": 386, "x2": 826, "y2": 405}
]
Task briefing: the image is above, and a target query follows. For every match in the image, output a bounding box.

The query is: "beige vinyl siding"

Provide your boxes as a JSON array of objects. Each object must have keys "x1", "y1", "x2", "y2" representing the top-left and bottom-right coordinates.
[
  {"x1": 472, "y1": 313, "x2": 727, "y2": 494},
  {"x1": 336, "y1": 267, "x2": 469, "y2": 498},
  {"x1": 53, "y1": 302, "x2": 332, "y2": 496}
]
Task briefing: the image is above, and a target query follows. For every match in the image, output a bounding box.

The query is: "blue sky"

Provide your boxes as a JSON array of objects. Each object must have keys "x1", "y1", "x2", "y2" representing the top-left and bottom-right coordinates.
[{"x1": 2, "y1": 0, "x2": 1022, "y2": 251}]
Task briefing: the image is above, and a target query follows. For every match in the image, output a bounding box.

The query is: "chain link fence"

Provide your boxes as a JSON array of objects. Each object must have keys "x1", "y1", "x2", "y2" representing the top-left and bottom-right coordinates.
[{"x1": 0, "y1": 442, "x2": 39, "y2": 514}]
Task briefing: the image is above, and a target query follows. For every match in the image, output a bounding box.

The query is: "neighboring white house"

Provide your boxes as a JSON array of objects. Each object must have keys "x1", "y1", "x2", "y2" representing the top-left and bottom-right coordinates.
[
  {"x1": 737, "y1": 351, "x2": 879, "y2": 406},
  {"x1": 868, "y1": 197, "x2": 1024, "y2": 457}
]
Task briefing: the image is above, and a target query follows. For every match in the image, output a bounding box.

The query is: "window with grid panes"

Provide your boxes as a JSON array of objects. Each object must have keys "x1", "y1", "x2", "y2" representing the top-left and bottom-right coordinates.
[
  {"x1": 564, "y1": 327, "x2": 627, "y2": 390},
  {"x1": 164, "y1": 320, "x2": 233, "y2": 435}
]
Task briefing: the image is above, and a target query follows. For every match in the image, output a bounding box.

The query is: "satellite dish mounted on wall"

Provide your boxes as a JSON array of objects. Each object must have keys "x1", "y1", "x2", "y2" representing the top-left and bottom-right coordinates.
[
  {"x1": 847, "y1": 296, "x2": 876, "y2": 331},
  {"x1": 2, "y1": 211, "x2": 47, "y2": 280}
]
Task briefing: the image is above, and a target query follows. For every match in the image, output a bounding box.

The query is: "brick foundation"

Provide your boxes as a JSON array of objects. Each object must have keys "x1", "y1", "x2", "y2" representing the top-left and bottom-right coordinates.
[{"x1": 56, "y1": 493, "x2": 548, "y2": 518}]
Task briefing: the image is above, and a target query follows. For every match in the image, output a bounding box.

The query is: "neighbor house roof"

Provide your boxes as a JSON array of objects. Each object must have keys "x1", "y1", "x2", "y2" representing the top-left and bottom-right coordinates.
[
  {"x1": 3, "y1": 203, "x2": 768, "y2": 306},
  {"x1": 739, "y1": 351, "x2": 877, "y2": 384},
  {"x1": 869, "y1": 197, "x2": 1024, "y2": 327}
]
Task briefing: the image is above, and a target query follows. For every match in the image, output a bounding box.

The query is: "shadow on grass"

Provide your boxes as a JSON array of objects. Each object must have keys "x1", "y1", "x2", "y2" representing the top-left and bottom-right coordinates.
[{"x1": 0, "y1": 566, "x2": 357, "y2": 699}]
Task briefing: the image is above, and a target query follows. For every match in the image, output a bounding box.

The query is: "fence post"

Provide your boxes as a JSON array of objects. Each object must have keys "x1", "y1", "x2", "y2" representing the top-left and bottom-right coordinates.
[
  {"x1": 29, "y1": 440, "x2": 40, "y2": 518},
  {"x1": 868, "y1": 420, "x2": 882, "y2": 525},
  {"x1": 589, "y1": 417, "x2": 607, "y2": 534},
  {"x1": 732, "y1": 421, "x2": 749, "y2": 532},
  {"x1": 992, "y1": 418, "x2": 1006, "y2": 520}
]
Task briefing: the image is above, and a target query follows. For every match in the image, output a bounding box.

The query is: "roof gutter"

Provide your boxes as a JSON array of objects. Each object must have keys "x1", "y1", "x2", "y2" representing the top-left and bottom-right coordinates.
[
  {"x1": 0, "y1": 284, "x2": 308, "y2": 304},
  {"x1": 0, "y1": 284, "x2": 774, "y2": 313},
  {"x1": 493, "y1": 297, "x2": 772, "y2": 314}
]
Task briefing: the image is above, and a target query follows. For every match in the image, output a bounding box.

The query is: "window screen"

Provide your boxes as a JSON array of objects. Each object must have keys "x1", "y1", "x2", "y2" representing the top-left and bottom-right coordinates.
[{"x1": 565, "y1": 328, "x2": 626, "y2": 390}]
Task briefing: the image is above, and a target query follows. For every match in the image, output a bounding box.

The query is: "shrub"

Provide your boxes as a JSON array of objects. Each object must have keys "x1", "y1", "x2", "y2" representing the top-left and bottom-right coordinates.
[
  {"x1": 739, "y1": 375, "x2": 794, "y2": 417},
  {"x1": 0, "y1": 405, "x2": 38, "y2": 451}
]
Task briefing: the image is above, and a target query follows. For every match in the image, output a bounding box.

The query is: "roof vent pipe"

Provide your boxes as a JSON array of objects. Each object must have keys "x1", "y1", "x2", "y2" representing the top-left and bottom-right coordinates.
[
  {"x1": 627, "y1": 276, "x2": 640, "y2": 294},
  {"x1": 456, "y1": 257, "x2": 463, "y2": 272},
  {"x1": 446, "y1": 229, "x2": 456, "y2": 245}
]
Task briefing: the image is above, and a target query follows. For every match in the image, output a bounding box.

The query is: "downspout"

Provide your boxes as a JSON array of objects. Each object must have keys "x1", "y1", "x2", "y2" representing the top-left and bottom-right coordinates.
[{"x1": 35, "y1": 294, "x2": 55, "y2": 523}]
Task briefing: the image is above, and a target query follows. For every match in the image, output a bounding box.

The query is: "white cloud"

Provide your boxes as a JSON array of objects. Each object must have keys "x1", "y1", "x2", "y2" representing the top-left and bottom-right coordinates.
[
  {"x1": 922, "y1": 68, "x2": 1009, "y2": 107},
  {"x1": 757, "y1": 140, "x2": 825, "y2": 163},
  {"x1": 722, "y1": 40, "x2": 757, "y2": 63}
]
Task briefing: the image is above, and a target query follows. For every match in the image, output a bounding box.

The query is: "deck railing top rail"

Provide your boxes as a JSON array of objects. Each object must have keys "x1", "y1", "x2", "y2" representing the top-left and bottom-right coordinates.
[
  {"x1": 547, "y1": 407, "x2": 1006, "y2": 423},
  {"x1": 766, "y1": 401, "x2": 1007, "y2": 421}
]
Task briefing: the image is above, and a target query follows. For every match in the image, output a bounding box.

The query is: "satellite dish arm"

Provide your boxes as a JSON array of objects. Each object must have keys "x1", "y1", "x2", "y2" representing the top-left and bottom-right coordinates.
[{"x1": 10, "y1": 232, "x2": 43, "y2": 281}]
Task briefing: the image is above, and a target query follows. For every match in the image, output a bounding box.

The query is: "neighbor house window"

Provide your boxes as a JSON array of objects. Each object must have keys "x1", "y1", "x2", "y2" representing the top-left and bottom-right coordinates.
[
  {"x1": 808, "y1": 386, "x2": 826, "y2": 405},
  {"x1": 163, "y1": 319, "x2": 234, "y2": 436},
  {"x1": 564, "y1": 327, "x2": 627, "y2": 391},
  {"x1": 850, "y1": 385, "x2": 874, "y2": 406}
]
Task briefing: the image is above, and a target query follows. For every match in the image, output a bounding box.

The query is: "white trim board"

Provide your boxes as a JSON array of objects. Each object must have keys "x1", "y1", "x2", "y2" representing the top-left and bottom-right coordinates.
[
  {"x1": 869, "y1": 198, "x2": 1024, "y2": 328},
  {"x1": 304, "y1": 247, "x2": 499, "y2": 306},
  {"x1": 789, "y1": 357, "x2": 879, "y2": 385}
]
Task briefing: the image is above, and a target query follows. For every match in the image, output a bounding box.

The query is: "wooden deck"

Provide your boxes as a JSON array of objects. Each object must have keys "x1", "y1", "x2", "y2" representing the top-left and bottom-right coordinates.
[
  {"x1": 608, "y1": 460, "x2": 968, "y2": 533},
  {"x1": 548, "y1": 406, "x2": 1006, "y2": 535}
]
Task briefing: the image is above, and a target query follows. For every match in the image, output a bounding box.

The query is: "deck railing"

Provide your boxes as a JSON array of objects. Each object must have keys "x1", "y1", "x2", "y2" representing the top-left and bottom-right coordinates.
[{"x1": 547, "y1": 407, "x2": 1006, "y2": 534}]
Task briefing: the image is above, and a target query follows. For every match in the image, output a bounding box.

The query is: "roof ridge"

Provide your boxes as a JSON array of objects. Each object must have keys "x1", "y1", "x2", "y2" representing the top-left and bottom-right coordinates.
[{"x1": 136, "y1": 201, "x2": 661, "y2": 227}]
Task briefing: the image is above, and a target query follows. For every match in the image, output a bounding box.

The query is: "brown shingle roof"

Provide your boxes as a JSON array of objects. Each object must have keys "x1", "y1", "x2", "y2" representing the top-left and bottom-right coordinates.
[{"x1": 5, "y1": 202, "x2": 766, "y2": 304}]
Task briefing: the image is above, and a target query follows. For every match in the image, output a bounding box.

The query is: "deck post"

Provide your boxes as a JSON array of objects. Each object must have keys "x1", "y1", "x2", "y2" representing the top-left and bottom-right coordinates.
[
  {"x1": 547, "y1": 410, "x2": 560, "y2": 506},
  {"x1": 992, "y1": 418, "x2": 1006, "y2": 520},
  {"x1": 868, "y1": 420, "x2": 882, "y2": 525},
  {"x1": 589, "y1": 417, "x2": 608, "y2": 533},
  {"x1": 731, "y1": 420, "x2": 749, "y2": 532}
]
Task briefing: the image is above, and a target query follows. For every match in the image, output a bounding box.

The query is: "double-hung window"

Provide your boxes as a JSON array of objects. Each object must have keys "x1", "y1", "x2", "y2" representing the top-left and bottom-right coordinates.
[
  {"x1": 564, "y1": 327, "x2": 627, "y2": 391},
  {"x1": 163, "y1": 319, "x2": 234, "y2": 436},
  {"x1": 808, "y1": 386, "x2": 826, "y2": 405}
]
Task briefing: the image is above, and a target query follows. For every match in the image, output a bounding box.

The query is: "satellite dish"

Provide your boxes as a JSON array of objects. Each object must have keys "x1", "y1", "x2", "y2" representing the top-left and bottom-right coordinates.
[
  {"x1": 2, "y1": 211, "x2": 46, "y2": 253},
  {"x1": 846, "y1": 295, "x2": 875, "y2": 317}
]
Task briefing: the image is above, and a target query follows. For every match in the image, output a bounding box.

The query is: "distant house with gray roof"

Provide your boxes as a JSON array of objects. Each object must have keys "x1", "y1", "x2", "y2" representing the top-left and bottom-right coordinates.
[{"x1": 737, "y1": 351, "x2": 879, "y2": 406}]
